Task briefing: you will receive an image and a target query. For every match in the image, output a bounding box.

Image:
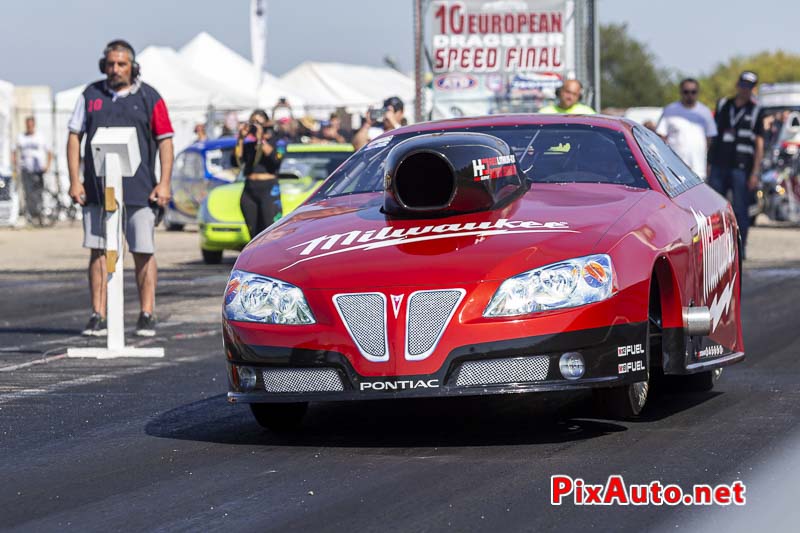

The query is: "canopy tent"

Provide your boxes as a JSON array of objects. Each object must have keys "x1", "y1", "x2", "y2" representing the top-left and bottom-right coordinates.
[
  {"x1": 278, "y1": 61, "x2": 416, "y2": 119},
  {"x1": 179, "y1": 31, "x2": 305, "y2": 112},
  {"x1": 0, "y1": 80, "x2": 15, "y2": 177},
  {"x1": 54, "y1": 44, "x2": 264, "y2": 178}
]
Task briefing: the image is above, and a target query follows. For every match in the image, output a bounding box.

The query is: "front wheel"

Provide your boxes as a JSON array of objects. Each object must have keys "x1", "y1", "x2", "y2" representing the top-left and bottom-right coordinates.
[
  {"x1": 593, "y1": 379, "x2": 650, "y2": 419},
  {"x1": 676, "y1": 368, "x2": 723, "y2": 392},
  {"x1": 250, "y1": 402, "x2": 308, "y2": 432},
  {"x1": 594, "y1": 277, "x2": 661, "y2": 419}
]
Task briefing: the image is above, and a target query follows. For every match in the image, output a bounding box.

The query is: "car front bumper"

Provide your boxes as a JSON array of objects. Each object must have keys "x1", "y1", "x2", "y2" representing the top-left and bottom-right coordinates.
[
  {"x1": 199, "y1": 222, "x2": 249, "y2": 252},
  {"x1": 225, "y1": 321, "x2": 652, "y2": 403}
]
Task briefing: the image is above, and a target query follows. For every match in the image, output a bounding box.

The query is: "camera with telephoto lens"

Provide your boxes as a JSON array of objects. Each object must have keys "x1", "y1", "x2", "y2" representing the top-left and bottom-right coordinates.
[{"x1": 248, "y1": 121, "x2": 259, "y2": 135}]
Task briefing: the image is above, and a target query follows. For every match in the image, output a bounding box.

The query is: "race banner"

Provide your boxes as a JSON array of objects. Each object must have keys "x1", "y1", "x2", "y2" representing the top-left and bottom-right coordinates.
[{"x1": 425, "y1": 0, "x2": 577, "y2": 118}]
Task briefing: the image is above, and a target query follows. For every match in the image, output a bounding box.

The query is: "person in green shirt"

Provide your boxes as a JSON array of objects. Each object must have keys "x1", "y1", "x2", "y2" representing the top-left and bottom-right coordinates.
[{"x1": 539, "y1": 79, "x2": 596, "y2": 114}]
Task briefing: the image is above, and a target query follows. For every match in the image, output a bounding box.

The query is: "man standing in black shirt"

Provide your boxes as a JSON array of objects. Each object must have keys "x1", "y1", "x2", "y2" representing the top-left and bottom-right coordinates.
[
  {"x1": 708, "y1": 71, "x2": 764, "y2": 259},
  {"x1": 67, "y1": 40, "x2": 174, "y2": 337}
]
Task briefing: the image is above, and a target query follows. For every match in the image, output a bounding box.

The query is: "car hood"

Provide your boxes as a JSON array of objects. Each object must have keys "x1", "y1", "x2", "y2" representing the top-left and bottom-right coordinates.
[{"x1": 236, "y1": 183, "x2": 647, "y2": 289}]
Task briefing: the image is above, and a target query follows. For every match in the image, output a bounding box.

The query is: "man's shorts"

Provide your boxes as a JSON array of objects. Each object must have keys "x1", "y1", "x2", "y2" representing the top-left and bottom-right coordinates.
[{"x1": 82, "y1": 204, "x2": 156, "y2": 254}]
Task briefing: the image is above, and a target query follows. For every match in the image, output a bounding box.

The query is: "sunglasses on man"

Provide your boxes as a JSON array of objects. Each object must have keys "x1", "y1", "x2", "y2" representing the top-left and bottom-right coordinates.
[{"x1": 682, "y1": 89, "x2": 698, "y2": 95}]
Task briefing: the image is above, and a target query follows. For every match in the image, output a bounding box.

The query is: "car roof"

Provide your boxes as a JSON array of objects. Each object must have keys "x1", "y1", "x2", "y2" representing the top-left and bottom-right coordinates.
[
  {"x1": 185, "y1": 137, "x2": 238, "y2": 152},
  {"x1": 388, "y1": 114, "x2": 636, "y2": 137},
  {"x1": 286, "y1": 143, "x2": 354, "y2": 153}
]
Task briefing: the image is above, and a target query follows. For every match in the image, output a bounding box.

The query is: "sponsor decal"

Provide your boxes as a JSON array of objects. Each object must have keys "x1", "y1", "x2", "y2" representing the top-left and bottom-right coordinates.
[
  {"x1": 472, "y1": 154, "x2": 517, "y2": 181},
  {"x1": 485, "y1": 74, "x2": 504, "y2": 92},
  {"x1": 390, "y1": 294, "x2": 404, "y2": 318},
  {"x1": 698, "y1": 344, "x2": 724, "y2": 358},
  {"x1": 617, "y1": 344, "x2": 645, "y2": 357},
  {"x1": 282, "y1": 218, "x2": 575, "y2": 270},
  {"x1": 618, "y1": 360, "x2": 645, "y2": 374},
  {"x1": 510, "y1": 73, "x2": 563, "y2": 92},
  {"x1": 435, "y1": 73, "x2": 478, "y2": 90},
  {"x1": 709, "y1": 274, "x2": 736, "y2": 332},
  {"x1": 691, "y1": 208, "x2": 736, "y2": 302},
  {"x1": 360, "y1": 379, "x2": 440, "y2": 391}
]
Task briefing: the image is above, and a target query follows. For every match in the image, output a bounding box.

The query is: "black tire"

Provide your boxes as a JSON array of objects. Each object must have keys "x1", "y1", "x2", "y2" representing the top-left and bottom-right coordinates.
[
  {"x1": 676, "y1": 368, "x2": 723, "y2": 392},
  {"x1": 166, "y1": 222, "x2": 185, "y2": 231},
  {"x1": 594, "y1": 378, "x2": 650, "y2": 419},
  {"x1": 250, "y1": 402, "x2": 308, "y2": 431},
  {"x1": 593, "y1": 278, "x2": 661, "y2": 419},
  {"x1": 202, "y1": 249, "x2": 223, "y2": 264}
]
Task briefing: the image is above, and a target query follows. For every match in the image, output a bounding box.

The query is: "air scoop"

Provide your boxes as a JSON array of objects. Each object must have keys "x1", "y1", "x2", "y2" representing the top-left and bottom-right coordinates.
[{"x1": 383, "y1": 132, "x2": 527, "y2": 217}]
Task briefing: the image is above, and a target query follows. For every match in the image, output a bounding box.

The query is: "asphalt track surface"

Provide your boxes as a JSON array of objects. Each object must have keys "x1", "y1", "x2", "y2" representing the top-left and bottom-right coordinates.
[{"x1": 2, "y1": 258, "x2": 800, "y2": 532}]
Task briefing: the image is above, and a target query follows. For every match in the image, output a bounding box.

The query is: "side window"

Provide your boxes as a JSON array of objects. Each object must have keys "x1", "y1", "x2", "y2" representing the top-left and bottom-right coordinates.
[
  {"x1": 184, "y1": 152, "x2": 205, "y2": 180},
  {"x1": 632, "y1": 126, "x2": 702, "y2": 197},
  {"x1": 173, "y1": 153, "x2": 186, "y2": 176}
]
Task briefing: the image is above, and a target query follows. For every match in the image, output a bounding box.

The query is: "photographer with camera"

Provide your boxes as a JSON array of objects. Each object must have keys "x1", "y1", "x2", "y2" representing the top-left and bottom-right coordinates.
[
  {"x1": 232, "y1": 109, "x2": 281, "y2": 239},
  {"x1": 353, "y1": 96, "x2": 406, "y2": 150}
]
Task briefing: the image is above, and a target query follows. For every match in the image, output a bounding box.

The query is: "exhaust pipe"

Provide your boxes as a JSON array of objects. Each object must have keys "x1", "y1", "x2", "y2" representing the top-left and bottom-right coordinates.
[{"x1": 683, "y1": 306, "x2": 712, "y2": 336}]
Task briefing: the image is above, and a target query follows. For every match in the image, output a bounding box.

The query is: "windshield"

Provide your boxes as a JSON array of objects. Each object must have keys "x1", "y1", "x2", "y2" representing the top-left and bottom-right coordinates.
[{"x1": 314, "y1": 124, "x2": 647, "y2": 200}]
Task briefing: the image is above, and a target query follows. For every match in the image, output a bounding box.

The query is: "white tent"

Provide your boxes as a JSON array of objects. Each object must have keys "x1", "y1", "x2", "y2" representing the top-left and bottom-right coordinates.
[
  {"x1": 278, "y1": 61, "x2": 416, "y2": 119},
  {"x1": 179, "y1": 31, "x2": 305, "y2": 112},
  {"x1": 53, "y1": 44, "x2": 264, "y2": 178},
  {"x1": 0, "y1": 80, "x2": 15, "y2": 177}
]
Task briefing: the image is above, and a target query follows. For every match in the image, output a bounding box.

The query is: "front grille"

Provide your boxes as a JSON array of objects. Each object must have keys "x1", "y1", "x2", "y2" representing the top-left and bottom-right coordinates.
[
  {"x1": 406, "y1": 289, "x2": 465, "y2": 360},
  {"x1": 262, "y1": 368, "x2": 344, "y2": 393},
  {"x1": 453, "y1": 356, "x2": 550, "y2": 387},
  {"x1": 333, "y1": 293, "x2": 388, "y2": 362}
]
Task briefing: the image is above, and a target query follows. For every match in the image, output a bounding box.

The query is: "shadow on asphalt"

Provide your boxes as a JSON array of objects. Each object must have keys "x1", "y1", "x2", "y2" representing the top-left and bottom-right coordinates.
[{"x1": 145, "y1": 387, "x2": 722, "y2": 448}]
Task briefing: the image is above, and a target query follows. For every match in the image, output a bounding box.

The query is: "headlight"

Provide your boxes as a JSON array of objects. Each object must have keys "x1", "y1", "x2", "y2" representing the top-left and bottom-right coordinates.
[
  {"x1": 484, "y1": 254, "x2": 615, "y2": 317},
  {"x1": 224, "y1": 270, "x2": 315, "y2": 324}
]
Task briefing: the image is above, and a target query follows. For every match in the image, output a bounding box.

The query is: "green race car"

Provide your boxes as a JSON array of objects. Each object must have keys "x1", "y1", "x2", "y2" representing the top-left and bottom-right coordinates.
[{"x1": 198, "y1": 143, "x2": 353, "y2": 264}]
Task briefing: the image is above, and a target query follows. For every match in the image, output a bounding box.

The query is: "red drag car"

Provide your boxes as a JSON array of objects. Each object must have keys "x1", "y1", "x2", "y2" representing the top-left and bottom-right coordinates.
[{"x1": 222, "y1": 115, "x2": 744, "y2": 430}]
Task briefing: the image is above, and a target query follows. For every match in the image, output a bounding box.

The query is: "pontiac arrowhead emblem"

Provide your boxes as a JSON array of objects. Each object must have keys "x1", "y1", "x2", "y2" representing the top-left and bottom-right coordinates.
[{"x1": 390, "y1": 294, "x2": 404, "y2": 318}]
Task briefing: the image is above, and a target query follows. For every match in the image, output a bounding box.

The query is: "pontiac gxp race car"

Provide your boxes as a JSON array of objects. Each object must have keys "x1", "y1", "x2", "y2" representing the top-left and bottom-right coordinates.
[{"x1": 222, "y1": 115, "x2": 744, "y2": 430}]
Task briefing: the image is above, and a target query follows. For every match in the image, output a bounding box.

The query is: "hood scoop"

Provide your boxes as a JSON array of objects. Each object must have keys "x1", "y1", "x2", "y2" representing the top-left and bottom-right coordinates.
[{"x1": 383, "y1": 132, "x2": 527, "y2": 218}]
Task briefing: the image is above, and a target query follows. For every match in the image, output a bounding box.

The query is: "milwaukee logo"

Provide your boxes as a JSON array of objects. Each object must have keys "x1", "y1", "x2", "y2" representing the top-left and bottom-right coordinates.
[
  {"x1": 691, "y1": 208, "x2": 735, "y2": 302},
  {"x1": 281, "y1": 218, "x2": 574, "y2": 271}
]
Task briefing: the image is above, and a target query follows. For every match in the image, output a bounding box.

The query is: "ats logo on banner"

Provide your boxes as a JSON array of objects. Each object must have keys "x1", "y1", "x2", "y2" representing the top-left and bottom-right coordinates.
[
  {"x1": 472, "y1": 154, "x2": 516, "y2": 181},
  {"x1": 618, "y1": 360, "x2": 645, "y2": 374},
  {"x1": 618, "y1": 344, "x2": 645, "y2": 357},
  {"x1": 435, "y1": 73, "x2": 478, "y2": 90}
]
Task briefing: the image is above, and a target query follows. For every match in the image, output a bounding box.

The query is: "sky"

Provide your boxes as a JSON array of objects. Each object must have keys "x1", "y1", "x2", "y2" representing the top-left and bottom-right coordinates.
[{"x1": 1, "y1": 0, "x2": 799, "y2": 92}]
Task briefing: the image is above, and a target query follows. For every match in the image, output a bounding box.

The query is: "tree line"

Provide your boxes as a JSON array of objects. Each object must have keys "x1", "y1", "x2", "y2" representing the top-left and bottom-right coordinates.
[{"x1": 600, "y1": 23, "x2": 800, "y2": 109}]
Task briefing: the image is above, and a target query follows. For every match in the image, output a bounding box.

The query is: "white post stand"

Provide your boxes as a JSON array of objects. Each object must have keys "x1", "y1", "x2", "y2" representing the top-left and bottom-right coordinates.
[{"x1": 67, "y1": 127, "x2": 164, "y2": 359}]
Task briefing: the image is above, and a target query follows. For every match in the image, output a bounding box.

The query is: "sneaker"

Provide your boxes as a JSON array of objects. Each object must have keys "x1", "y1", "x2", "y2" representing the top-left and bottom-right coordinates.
[
  {"x1": 135, "y1": 312, "x2": 156, "y2": 337},
  {"x1": 81, "y1": 313, "x2": 107, "y2": 337}
]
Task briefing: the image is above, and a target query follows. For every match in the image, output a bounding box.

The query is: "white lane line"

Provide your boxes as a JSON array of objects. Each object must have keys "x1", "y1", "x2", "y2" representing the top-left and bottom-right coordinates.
[
  {"x1": 0, "y1": 353, "x2": 213, "y2": 405},
  {"x1": 0, "y1": 353, "x2": 68, "y2": 373}
]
